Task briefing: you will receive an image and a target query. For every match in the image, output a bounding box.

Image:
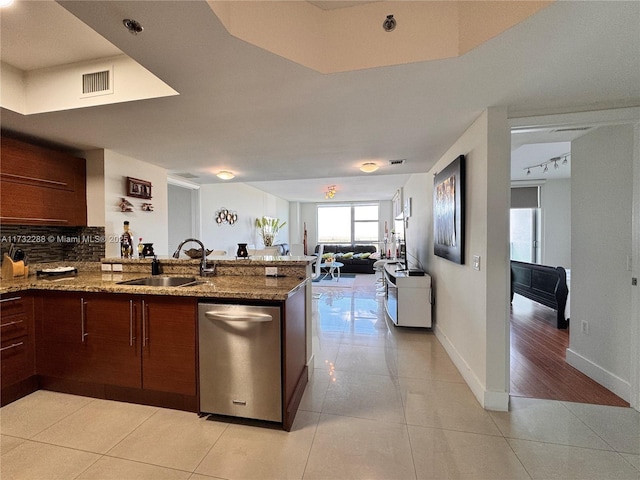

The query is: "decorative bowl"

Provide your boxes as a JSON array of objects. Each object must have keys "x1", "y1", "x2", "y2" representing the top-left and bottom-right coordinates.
[{"x1": 183, "y1": 248, "x2": 213, "y2": 259}]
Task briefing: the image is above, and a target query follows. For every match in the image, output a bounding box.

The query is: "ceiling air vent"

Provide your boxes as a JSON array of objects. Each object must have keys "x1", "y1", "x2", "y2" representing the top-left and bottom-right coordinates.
[
  {"x1": 81, "y1": 67, "x2": 114, "y2": 98},
  {"x1": 174, "y1": 172, "x2": 199, "y2": 179},
  {"x1": 388, "y1": 159, "x2": 406, "y2": 166}
]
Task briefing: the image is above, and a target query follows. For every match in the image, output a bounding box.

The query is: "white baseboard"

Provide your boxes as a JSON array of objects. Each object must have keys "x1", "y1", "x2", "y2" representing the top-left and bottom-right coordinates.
[
  {"x1": 566, "y1": 348, "x2": 630, "y2": 402},
  {"x1": 435, "y1": 325, "x2": 509, "y2": 411},
  {"x1": 307, "y1": 353, "x2": 315, "y2": 380}
]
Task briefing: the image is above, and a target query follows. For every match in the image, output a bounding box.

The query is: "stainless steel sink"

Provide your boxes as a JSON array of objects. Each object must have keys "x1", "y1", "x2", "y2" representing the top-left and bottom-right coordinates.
[{"x1": 117, "y1": 276, "x2": 200, "y2": 287}]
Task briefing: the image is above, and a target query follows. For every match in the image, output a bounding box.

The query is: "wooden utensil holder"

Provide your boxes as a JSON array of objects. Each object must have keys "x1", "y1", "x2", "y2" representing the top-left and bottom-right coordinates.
[{"x1": 1, "y1": 254, "x2": 29, "y2": 279}]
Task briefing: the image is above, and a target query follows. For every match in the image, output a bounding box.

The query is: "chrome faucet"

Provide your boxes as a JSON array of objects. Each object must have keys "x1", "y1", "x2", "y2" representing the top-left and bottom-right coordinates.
[{"x1": 172, "y1": 238, "x2": 216, "y2": 276}]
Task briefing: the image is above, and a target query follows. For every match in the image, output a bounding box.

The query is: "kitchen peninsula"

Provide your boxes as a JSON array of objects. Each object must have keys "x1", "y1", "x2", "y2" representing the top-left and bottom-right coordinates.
[{"x1": 0, "y1": 255, "x2": 313, "y2": 431}]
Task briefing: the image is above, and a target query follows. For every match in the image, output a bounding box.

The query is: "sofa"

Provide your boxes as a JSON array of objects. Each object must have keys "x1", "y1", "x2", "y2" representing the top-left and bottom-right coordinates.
[{"x1": 314, "y1": 244, "x2": 379, "y2": 274}]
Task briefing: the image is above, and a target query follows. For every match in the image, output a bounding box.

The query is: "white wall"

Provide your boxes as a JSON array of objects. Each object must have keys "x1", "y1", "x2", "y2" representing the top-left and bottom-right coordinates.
[
  {"x1": 0, "y1": 62, "x2": 25, "y2": 113},
  {"x1": 84, "y1": 149, "x2": 106, "y2": 227},
  {"x1": 567, "y1": 124, "x2": 634, "y2": 401},
  {"x1": 407, "y1": 108, "x2": 510, "y2": 410},
  {"x1": 199, "y1": 183, "x2": 289, "y2": 256},
  {"x1": 103, "y1": 151, "x2": 169, "y2": 258},
  {"x1": 403, "y1": 176, "x2": 430, "y2": 271},
  {"x1": 541, "y1": 178, "x2": 571, "y2": 268},
  {"x1": 168, "y1": 184, "x2": 195, "y2": 254}
]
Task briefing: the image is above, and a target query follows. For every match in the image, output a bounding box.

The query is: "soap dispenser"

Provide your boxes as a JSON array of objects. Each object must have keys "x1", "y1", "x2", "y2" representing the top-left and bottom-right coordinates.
[{"x1": 151, "y1": 256, "x2": 161, "y2": 275}]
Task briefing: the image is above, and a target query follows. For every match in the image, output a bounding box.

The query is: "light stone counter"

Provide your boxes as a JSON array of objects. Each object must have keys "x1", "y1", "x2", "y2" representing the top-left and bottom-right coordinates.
[
  {"x1": 1, "y1": 256, "x2": 315, "y2": 300},
  {"x1": 0, "y1": 271, "x2": 307, "y2": 301}
]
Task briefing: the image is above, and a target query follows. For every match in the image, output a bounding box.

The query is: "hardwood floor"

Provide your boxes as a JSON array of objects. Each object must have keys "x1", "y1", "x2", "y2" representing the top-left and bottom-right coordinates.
[{"x1": 510, "y1": 293, "x2": 629, "y2": 407}]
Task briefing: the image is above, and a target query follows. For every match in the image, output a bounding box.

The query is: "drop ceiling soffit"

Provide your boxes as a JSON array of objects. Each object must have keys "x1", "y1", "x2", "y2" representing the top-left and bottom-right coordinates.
[{"x1": 207, "y1": 0, "x2": 553, "y2": 74}]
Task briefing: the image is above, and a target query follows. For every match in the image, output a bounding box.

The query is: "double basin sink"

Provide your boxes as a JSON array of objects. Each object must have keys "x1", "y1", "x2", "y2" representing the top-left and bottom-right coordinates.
[{"x1": 117, "y1": 276, "x2": 206, "y2": 288}]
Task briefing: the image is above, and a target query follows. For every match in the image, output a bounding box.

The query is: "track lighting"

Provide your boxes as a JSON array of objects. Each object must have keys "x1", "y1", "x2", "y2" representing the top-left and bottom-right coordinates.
[{"x1": 522, "y1": 153, "x2": 570, "y2": 176}]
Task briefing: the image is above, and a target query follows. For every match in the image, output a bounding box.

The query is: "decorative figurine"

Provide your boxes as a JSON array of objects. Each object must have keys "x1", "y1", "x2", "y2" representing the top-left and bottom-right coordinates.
[{"x1": 119, "y1": 197, "x2": 134, "y2": 212}]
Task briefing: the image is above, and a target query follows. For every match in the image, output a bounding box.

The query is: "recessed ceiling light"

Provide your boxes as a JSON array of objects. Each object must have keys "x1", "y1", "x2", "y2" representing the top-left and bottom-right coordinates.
[
  {"x1": 360, "y1": 162, "x2": 379, "y2": 173},
  {"x1": 123, "y1": 19, "x2": 144, "y2": 35},
  {"x1": 216, "y1": 171, "x2": 235, "y2": 180},
  {"x1": 0, "y1": 0, "x2": 15, "y2": 8}
]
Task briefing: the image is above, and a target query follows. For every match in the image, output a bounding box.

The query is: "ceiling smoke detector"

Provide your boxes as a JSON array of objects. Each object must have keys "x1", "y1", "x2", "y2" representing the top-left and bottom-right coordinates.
[
  {"x1": 383, "y1": 15, "x2": 396, "y2": 32},
  {"x1": 123, "y1": 19, "x2": 144, "y2": 35}
]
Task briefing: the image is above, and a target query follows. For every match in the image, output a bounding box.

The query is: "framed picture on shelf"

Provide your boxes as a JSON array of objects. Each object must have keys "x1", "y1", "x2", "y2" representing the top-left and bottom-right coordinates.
[
  {"x1": 127, "y1": 177, "x2": 152, "y2": 199},
  {"x1": 433, "y1": 154, "x2": 465, "y2": 264}
]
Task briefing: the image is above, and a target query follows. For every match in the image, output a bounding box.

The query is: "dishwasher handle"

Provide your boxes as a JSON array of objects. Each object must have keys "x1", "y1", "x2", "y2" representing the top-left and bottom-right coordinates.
[{"x1": 204, "y1": 311, "x2": 273, "y2": 323}]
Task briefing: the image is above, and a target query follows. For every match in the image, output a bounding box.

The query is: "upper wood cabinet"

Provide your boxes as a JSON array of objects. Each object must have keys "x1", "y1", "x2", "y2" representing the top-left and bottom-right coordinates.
[{"x1": 0, "y1": 136, "x2": 87, "y2": 226}]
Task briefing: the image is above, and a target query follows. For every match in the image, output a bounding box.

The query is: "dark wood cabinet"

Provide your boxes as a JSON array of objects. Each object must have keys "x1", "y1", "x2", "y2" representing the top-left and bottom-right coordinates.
[
  {"x1": 85, "y1": 295, "x2": 141, "y2": 388},
  {"x1": 282, "y1": 284, "x2": 308, "y2": 431},
  {"x1": 1, "y1": 293, "x2": 36, "y2": 405},
  {"x1": 35, "y1": 292, "x2": 196, "y2": 398},
  {"x1": 0, "y1": 136, "x2": 87, "y2": 226},
  {"x1": 36, "y1": 292, "x2": 88, "y2": 381},
  {"x1": 141, "y1": 297, "x2": 196, "y2": 395}
]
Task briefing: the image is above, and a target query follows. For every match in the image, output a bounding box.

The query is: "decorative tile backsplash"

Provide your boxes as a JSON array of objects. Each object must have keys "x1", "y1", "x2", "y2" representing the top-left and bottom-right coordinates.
[{"x1": 0, "y1": 225, "x2": 106, "y2": 263}]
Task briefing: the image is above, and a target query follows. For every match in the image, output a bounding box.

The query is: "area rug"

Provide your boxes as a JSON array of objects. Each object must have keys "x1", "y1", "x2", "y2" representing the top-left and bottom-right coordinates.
[{"x1": 312, "y1": 273, "x2": 356, "y2": 288}]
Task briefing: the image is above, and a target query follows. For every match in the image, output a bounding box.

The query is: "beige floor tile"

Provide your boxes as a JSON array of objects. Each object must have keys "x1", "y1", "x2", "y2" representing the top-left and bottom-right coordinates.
[
  {"x1": 303, "y1": 413, "x2": 416, "y2": 480},
  {"x1": 107, "y1": 408, "x2": 228, "y2": 471},
  {"x1": 0, "y1": 435, "x2": 25, "y2": 455},
  {"x1": 311, "y1": 338, "x2": 340, "y2": 368},
  {"x1": 0, "y1": 440, "x2": 100, "y2": 480},
  {"x1": 562, "y1": 401, "x2": 640, "y2": 454},
  {"x1": 397, "y1": 342, "x2": 465, "y2": 383},
  {"x1": 0, "y1": 390, "x2": 93, "y2": 438},
  {"x1": 509, "y1": 438, "x2": 640, "y2": 479},
  {"x1": 195, "y1": 410, "x2": 319, "y2": 480},
  {"x1": 322, "y1": 370, "x2": 405, "y2": 424},
  {"x1": 490, "y1": 397, "x2": 613, "y2": 450},
  {"x1": 299, "y1": 368, "x2": 330, "y2": 413},
  {"x1": 400, "y1": 377, "x2": 502, "y2": 436},
  {"x1": 77, "y1": 456, "x2": 191, "y2": 479},
  {"x1": 408, "y1": 425, "x2": 530, "y2": 479},
  {"x1": 33, "y1": 398, "x2": 158, "y2": 454},
  {"x1": 621, "y1": 453, "x2": 640, "y2": 471},
  {"x1": 188, "y1": 474, "x2": 225, "y2": 480},
  {"x1": 334, "y1": 343, "x2": 398, "y2": 376}
]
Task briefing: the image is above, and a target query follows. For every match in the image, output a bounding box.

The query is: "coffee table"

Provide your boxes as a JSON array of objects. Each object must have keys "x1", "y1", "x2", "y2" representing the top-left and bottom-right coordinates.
[{"x1": 319, "y1": 261, "x2": 344, "y2": 282}]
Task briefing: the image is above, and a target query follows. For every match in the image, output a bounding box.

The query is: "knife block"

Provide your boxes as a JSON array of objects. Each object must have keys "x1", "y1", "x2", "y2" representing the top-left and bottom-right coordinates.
[{"x1": 1, "y1": 254, "x2": 28, "y2": 280}]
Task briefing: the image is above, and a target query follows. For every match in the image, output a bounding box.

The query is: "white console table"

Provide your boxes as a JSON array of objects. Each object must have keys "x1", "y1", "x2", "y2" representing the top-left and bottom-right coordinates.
[{"x1": 384, "y1": 263, "x2": 432, "y2": 328}]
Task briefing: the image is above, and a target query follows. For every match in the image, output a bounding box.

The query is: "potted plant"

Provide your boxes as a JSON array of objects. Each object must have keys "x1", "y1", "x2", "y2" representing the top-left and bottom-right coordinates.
[{"x1": 255, "y1": 216, "x2": 286, "y2": 247}]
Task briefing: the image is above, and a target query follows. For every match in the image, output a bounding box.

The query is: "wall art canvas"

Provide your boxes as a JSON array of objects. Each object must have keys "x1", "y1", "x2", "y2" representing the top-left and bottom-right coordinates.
[{"x1": 434, "y1": 154, "x2": 465, "y2": 264}]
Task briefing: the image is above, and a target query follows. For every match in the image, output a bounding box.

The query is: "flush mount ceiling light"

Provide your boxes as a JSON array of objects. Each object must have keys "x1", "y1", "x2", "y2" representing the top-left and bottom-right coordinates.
[
  {"x1": 360, "y1": 162, "x2": 379, "y2": 173},
  {"x1": 0, "y1": 0, "x2": 15, "y2": 8},
  {"x1": 325, "y1": 185, "x2": 336, "y2": 199},
  {"x1": 123, "y1": 19, "x2": 144, "y2": 35},
  {"x1": 216, "y1": 171, "x2": 235, "y2": 180}
]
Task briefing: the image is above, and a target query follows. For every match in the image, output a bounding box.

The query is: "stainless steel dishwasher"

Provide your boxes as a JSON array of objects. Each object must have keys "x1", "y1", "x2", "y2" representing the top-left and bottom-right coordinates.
[{"x1": 198, "y1": 303, "x2": 282, "y2": 422}]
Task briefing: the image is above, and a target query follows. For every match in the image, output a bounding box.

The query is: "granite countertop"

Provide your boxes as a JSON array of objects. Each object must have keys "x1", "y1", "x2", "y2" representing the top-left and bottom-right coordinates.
[
  {"x1": 0, "y1": 271, "x2": 308, "y2": 301},
  {"x1": 101, "y1": 256, "x2": 315, "y2": 266}
]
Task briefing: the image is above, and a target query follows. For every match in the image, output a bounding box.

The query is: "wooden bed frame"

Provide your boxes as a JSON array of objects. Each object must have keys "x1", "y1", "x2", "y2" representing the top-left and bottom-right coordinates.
[{"x1": 510, "y1": 260, "x2": 569, "y2": 329}]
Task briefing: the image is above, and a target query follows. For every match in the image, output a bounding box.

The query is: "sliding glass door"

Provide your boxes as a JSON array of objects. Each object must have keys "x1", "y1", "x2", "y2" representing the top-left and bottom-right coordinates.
[{"x1": 510, "y1": 208, "x2": 540, "y2": 263}]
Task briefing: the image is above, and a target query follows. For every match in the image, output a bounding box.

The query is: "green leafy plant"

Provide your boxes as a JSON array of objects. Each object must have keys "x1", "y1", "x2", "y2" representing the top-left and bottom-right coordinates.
[{"x1": 255, "y1": 216, "x2": 286, "y2": 246}]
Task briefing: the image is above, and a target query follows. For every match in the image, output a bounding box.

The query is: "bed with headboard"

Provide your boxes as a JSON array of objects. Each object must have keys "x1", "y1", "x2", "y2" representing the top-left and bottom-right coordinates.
[{"x1": 510, "y1": 260, "x2": 569, "y2": 329}]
